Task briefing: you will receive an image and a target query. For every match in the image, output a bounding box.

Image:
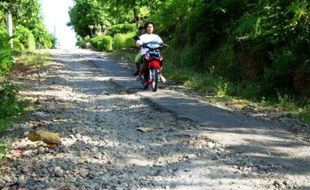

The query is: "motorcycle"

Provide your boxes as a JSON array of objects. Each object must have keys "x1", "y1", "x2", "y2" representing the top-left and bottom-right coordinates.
[{"x1": 139, "y1": 42, "x2": 164, "y2": 92}]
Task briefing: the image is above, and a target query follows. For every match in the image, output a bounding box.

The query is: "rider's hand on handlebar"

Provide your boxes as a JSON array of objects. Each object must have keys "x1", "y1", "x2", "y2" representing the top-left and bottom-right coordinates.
[{"x1": 163, "y1": 43, "x2": 169, "y2": 48}]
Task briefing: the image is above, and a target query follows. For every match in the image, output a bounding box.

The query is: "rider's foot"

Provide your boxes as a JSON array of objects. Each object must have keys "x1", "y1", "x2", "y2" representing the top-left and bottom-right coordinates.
[
  {"x1": 133, "y1": 70, "x2": 139, "y2": 76},
  {"x1": 160, "y1": 75, "x2": 167, "y2": 83}
]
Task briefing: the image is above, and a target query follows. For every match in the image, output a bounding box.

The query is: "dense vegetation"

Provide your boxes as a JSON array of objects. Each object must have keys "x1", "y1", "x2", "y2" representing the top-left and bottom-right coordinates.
[
  {"x1": 69, "y1": 0, "x2": 164, "y2": 51},
  {"x1": 0, "y1": 0, "x2": 55, "y2": 129},
  {"x1": 70, "y1": 0, "x2": 309, "y2": 105},
  {"x1": 154, "y1": 0, "x2": 310, "y2": 101}
]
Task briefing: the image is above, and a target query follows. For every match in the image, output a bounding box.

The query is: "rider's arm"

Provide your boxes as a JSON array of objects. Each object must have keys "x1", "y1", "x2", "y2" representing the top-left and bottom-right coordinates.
[
  {"x1": 156, "y1": 35, "x2": 163, "y2": 45},
  {"x1": 136, "y1": 41, "x2": 142, "y2": 48},
  {"x1": 136, "y1": 35, "x2": 144, "y2": 48}
]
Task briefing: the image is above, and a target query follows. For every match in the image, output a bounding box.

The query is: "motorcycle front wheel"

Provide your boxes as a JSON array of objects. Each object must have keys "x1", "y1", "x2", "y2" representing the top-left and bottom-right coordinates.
[{"x1": 151, "y1": 68, "x2": 159, "y2": 92}]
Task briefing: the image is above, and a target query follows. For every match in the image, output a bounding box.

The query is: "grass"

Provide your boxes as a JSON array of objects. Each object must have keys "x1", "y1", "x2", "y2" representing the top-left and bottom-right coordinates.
[
  {"x1": 110, "y1": 48, "x2": 136, "y2": 63},
  {"x1": 15, "y1": 50, "x2": 50, "y2": 67},
  {"x1": 0, "y1": 116, "x2": 18, "y2": 134},
  {"x1": 112, "y1": 49, "x2": 310, "y2": 123},
  {"x1": 0, "y1": 50, "x2": 49, "y2": 161},
  {"x1": 0, "y1": 140, "x2": 6, "y2": 161}
]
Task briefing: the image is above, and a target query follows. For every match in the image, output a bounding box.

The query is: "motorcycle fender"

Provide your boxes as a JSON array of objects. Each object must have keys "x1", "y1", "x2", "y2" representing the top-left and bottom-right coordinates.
[{"x1": 148, "y1": 60, "x2": 161, "y2": 69}]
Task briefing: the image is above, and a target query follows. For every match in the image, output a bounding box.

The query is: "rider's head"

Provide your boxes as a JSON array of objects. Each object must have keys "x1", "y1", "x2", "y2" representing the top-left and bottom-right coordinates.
[
  {"x1": 138, "y1": 25, "x2": 145, "y2": 34},
  {"x1": 144, "y1": 22, "x2": 155, "y2": 34}
]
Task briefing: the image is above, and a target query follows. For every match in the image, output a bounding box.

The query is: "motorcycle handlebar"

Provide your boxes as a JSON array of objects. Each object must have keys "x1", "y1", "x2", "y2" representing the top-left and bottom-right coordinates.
[{"x1": 141, "y1": 42, "x2": 169, "y2": 48}]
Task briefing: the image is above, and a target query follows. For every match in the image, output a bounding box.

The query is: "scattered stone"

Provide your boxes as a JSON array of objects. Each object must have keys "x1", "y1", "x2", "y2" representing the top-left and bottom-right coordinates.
[
  {"x1": 33, "y1": 112, "x2": 48, "y2": 118},
  {"x1": 21, "y1": 124, "x2": 32, "y2": 131},
  {"x1": 1, "y1": 50, "x2": 308, "y2": 190},
  {"x1": 22, "y1": 150, "x2": 33, "y2": 157},
  {"x1": 38, "y1": 146, "x2": 46, "y2": 154},
  {"x1": 207, "y1": 142, "x2": 216, "y2": 149},
  {"x1": 273, "y1": 180, "x2": 281, "y2": 188},
  {"x1": 54, "y1": 166, "x2": 64, "y2": 177},
  {"x1": 17, "y1": 175, "x2": 27, "y2": 186}
]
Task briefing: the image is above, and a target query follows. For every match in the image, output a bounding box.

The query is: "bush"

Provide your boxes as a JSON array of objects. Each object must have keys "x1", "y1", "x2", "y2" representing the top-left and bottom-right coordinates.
[
  {"x1": 113, "y1": 34, "x2": 126, "y2": 50},
  {"x1": 102, "y1": 36, "x2": 113, "y2": 51},
  {"x1": 90, "y1": 35, "x2": 105, "y2": 51},
  {"x1": 14, "y1": 25, "x2": 36, "y2": 50},
  {"x1": 89, "y1": 35, "x2": 114, "y2": 52},
  {"x1": 108, "y1": 23, "x2": 136, "y2": 36},
  {"x1": 76, "y1": 36, "x2": 86, "y2": 48},
  {"x1": 77, "y1": 35, "x2": 92, "y2": 49},
  {"x1": 152, "y1": 0, "x2": 310, "y2": 101},
  {"x1": 31, "y1": 23, "x2": 56, "y2": 49},
  {"x1": 13, "y1": 38, "x2": 25, "y2": 51},
  {"x1": 0, "y1": 30, "x2": 13, "y2": 76},
  {"x1": 0, "y1": 81, "x2": 20, "y2": 119},
  {"x1": 113, "y1": 32, "x2": 135, "y2": 50}
]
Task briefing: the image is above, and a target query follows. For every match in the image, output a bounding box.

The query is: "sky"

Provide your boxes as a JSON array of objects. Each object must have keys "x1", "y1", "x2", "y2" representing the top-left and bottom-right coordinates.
[{"x1": 39, "y1": 0, "x2": 77, "y2": 49}]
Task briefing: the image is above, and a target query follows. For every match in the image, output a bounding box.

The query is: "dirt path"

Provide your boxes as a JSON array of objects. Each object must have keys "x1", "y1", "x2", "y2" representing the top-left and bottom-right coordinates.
[{"x1": 0, "y1": 49, "x2": 309, "y2": 190}]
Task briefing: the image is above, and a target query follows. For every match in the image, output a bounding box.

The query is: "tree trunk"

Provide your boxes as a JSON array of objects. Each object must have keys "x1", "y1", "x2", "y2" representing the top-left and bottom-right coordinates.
[
  {"x1": 133, "y1": 7, "x2": 140, "y2": 27},
  {"x1": 6, "y1": 10, "x2": 13, "y2": 48}
]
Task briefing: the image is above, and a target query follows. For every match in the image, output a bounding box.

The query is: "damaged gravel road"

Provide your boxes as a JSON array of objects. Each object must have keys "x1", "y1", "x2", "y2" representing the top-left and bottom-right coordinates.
[{"x1": 1, "y1": 49, "x2": 309, "y2": 190}]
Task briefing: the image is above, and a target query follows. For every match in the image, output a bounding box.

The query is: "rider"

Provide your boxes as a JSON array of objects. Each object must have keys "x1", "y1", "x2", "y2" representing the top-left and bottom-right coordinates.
[
  {"x1": 133, "y1": 25, "x2": 145, "y2": 76},
  {"x1": 136, "y1": 21, "x2": 166, "y2": 83}
]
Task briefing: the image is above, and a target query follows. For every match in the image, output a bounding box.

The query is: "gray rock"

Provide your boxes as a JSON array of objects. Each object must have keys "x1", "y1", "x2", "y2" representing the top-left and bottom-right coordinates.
[
  {"x1": 0, "y1": 179, "x2": 5, "y2": 188},
  {"x1": 17, "y1": 174, "x2": 27, "y2": 186},
  {"x1": 54, "y1": 166, "x2": 64, "y2": 177},
  {"x1": 80, "y1": 170, "x2": 89, "y2": 178},
  {"x1": 94, "y1": 152, "x2": 102, "y2": 159},
  {"x1": 33, "y1": 112, "x2": 48, "y2": 118},
  {"x1": 207, "y1": 142, "x2": 216, "y2": 149},
  {"x1": 38, "y1": 146, "x2": 46, "y2": 154},
  {"x1": 273, "y1": 180, "x2": 281, "y2": 188},
  {"x1": 4, "y1": 174, "x2": 17, "y2": 184},
  {"x1": 21, "y1": 124, "x2": 32, "y2": 131}
]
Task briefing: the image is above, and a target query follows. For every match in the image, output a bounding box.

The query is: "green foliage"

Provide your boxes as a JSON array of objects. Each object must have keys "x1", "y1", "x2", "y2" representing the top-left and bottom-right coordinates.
[
  {"x1": 32, "y1": 23, "x2": 56, "y2": 48},
  {"x1": 14, "y1": 25, "x2": 36, "y2": 50},
  {"x1": 13, "y1": 38, "x2": 25, "y2": 51},
  {"x1": 70, "y1": 0, "x2": 310, "y2": 101},
  {"x1": 0, "y1": 30, "x2": 13, "y2": 76},
  {"x1": 299, "y1": 104, "x2": 310, "y2": 123},
  {"x1": 0, "y1": 81, "x2": 20, "y2": 119},
  {"x1": 108, "y1": 23, "x2": 136, "y2": 36},
  {"x1": 205, "y1": 43, "x2": 240, "y2": 81},
  {"x1": 0, "y1": 140, "x2": 6, "y2": 160},
  {"x1": 69, "y1": 0, "x2": 114, "y2": 37},
  {"x1": 113, "y1": 32, "x2": 135, "y2": 50},
  {"x1": 231, "y1": 0, "x2": 310, "y2": 97},
  {"x1": 76, "y1": 36, "x2": 90, "y2": 49},
  {"x1": 17, "y1": 51, "x2": 49, "y2": 66},
  {"x1": 90, "y1": 35, "x2": 105, "y2": 51},
  {"x1": 113, "y1": 34, "x2": 126, "y2": 50},
  {"x1": 151, "y1": 0, "x2": 310, "y2": 100},
  {"x1": 0, "y1": 0, "x2": 55, "y2": 48},
  {"x1": 102, "y1": 36, "x2": 113, "y2": 51}
]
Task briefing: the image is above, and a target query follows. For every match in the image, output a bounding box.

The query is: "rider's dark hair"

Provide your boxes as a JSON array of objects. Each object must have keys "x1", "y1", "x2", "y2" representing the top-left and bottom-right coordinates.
[
  {"x1": 144, "y1": 21, "x2": 155, "y2": 29},
  {"x1": 138, "y1": 25, "x2": 144, "y2": 31}
]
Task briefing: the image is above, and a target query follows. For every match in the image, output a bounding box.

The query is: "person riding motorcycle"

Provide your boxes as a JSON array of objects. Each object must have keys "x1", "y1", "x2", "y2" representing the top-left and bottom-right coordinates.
[{"x1": 135, "y1": 22, "x2": 166, "y2": 83}]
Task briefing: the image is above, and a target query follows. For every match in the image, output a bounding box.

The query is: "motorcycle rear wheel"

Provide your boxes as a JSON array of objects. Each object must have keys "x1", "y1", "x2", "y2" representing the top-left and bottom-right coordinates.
[{"x1": 140, "y1": 71, "x2": 149, "y2": 89}]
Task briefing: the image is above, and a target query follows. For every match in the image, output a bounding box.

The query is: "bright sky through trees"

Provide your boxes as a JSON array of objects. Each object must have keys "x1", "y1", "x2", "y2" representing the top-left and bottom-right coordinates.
[{"x1": 40, "y1": 0, "x2": 76, "y2": 49}]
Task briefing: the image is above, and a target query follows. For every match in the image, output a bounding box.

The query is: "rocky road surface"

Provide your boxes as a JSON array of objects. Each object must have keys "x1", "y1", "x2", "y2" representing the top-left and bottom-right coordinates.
[{"x1": 0, "y1": 49, "x2": 309, "y2": 190}]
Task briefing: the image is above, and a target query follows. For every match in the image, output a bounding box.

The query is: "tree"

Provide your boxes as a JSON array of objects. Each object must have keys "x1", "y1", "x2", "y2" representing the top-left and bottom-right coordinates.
[
  {"x1": 68, "y1": 0, "x2": 115, "y2": 37},
  {"x1": 100, "y1": 0, "x2": 166, "y2": 26},
  {"x1": 0, "y1": 0, "x2": 55, "y2": 48}
]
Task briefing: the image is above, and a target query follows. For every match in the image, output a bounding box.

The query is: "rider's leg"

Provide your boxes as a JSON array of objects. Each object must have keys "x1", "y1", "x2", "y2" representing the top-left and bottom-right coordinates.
[
  {"x1": 134, "y1": 53, "x2": 141, "y2": 76},
  {"x1": 159, "y1": 61, "x2": 166, "y2": 83}
]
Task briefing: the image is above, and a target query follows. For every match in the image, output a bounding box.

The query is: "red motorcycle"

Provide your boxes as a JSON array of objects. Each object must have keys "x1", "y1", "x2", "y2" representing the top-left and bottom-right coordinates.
[{"x1": 140, "y1": 42, "x2": 164, "y2": 92}]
